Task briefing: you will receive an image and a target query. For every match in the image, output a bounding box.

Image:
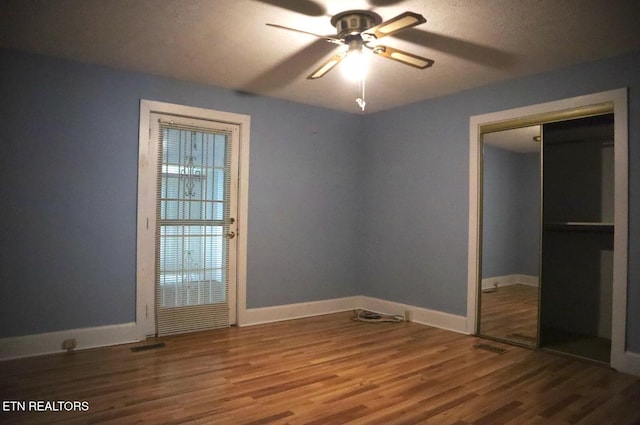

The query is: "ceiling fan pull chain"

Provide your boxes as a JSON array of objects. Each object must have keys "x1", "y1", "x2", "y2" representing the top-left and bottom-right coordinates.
[{"x1": 356, "y1": 77, "x2": 366, "y2": 111}]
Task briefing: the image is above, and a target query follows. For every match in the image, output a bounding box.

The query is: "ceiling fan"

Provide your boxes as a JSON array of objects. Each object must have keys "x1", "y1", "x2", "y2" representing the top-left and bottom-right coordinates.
[{"x1": 267, "y1": 10, "x2": 435, "y2": 80}]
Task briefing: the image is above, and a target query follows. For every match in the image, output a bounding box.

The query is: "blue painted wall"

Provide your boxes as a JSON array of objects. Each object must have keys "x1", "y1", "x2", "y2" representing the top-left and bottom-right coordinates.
[
  {"x1": 1, "y1": 47, "x2": 639, "y2": 352},
  {"x1": 359, "y1": 49, "x2": 640, "y2": 351},
  {"x1": 481, "y1": 146, "x2": 539, "y2": 278},
  {"x1": 0, "y1": 48, "x2": 362, "y2": 337}
]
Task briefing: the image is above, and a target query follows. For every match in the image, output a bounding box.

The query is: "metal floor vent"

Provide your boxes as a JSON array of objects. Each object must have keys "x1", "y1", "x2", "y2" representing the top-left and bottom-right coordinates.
[
  {"x1": 131, "y1": 342, "x2": 166, "y2": 352},
  {"x1": 474, "y1": 343, "x2": 508, "y2": 354}
]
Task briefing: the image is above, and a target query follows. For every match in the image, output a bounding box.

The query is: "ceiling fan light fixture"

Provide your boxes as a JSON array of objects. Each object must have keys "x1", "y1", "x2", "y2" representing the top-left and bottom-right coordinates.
[
  {"x1": 341, "y1": 39, "x2": 369, "y2": 81},
  {"x1": 341, "y1": 50, "x2": 369, "y2": 81}
]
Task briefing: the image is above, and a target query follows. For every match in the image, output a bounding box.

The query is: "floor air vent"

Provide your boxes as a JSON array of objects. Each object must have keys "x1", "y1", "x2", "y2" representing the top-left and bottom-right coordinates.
[
  {"x1": 474, "y1": 343, "x2": 508, "y2": 354},
  {"x1": 130, "y1": 342, "x2": 165, "y2": 352}
]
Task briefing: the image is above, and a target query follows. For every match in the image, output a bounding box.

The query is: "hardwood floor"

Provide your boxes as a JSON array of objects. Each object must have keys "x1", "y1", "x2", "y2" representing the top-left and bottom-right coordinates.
[
  {"x1": 479, "y1": 284, "x2": 612, "y2": 364},
  {"x1": 1, "y1": 312, "x2": 639, "y2": 425},
  {"x1": 480, "y1": 284, "x2": 539, "y2": 346}
]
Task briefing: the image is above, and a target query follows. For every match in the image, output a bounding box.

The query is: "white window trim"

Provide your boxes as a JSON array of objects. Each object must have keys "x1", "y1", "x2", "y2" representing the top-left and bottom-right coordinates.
[
  {"x1": 467, "y1": 88, "x2": 629, "y2": 373},
  {"x1": 136, "y1": 100, "x2": 250, "y2": 340}
]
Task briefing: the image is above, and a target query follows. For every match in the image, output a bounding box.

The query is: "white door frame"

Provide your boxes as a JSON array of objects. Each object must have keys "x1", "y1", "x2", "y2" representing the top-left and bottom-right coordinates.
[
  {"x1": 467, "y1": 88, "x2": 630, "y2": 373},
  {"x1": 136, "y1": 100, "x2": 250, "y2": 340}
]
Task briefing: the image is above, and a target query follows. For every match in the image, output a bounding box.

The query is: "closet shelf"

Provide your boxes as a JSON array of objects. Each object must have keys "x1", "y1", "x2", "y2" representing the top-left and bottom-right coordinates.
[
  {"x1": 544, "y1": 222, "x2": 614, "y2": 232},
  {"x1": 544, "y1": 136, "x2": 613, "y2": 146}
]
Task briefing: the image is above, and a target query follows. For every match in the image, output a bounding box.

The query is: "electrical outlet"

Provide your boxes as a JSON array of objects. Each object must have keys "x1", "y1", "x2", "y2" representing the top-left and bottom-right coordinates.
[
  {"x1": 404, "y1": 310, "x2": 413, "y2": 322},
  {"x1": 62, "y1": 338, "x2": 77, "y2": 352}
]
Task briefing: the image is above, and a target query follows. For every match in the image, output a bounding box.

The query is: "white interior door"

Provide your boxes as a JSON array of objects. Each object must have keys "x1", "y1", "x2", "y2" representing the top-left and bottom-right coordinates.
[{"x1": 149, "y1": 113, "x2": 239, "y2": 335}]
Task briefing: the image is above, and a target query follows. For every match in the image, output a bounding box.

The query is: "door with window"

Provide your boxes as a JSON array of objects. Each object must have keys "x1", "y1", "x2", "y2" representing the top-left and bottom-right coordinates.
[{"x1": 148, "y1": 113, "x2": 239, "y2": 335}]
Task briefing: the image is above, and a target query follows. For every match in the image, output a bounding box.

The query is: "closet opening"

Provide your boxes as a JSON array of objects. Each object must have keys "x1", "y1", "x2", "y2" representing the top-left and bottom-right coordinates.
[
  {"x1": 540, "y1": 113, "x2": 614, "y2": 364},
  {"x1": 467, "y1": 89, "x2": 628, "y2": 371}
]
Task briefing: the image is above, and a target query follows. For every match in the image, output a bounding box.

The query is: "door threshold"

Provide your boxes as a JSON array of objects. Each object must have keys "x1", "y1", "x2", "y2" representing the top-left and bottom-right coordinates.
[{"x1": 541, "y1": 346, "x2": 610, "y2": 367}]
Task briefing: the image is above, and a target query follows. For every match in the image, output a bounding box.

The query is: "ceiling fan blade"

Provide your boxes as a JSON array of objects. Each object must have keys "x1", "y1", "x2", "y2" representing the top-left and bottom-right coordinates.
[
  {"x1": 364, "y1": 11, "x2": 426, "y2": 40},
  {"x1": 372, "y1": 45, "x2": 434, "y2": 69},
  {"x1": 307, "y1": 54, "x2": 343, "y2": 79},
  {"x1": 266, "y1": 23, "x2": 343, "y2": 45},
  {"x1": 238, "y1": 39, "x2": 336, "y2": 94}
]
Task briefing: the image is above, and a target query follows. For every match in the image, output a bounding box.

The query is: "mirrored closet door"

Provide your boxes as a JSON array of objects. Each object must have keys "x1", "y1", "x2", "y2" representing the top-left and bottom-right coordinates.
[
  {"x1": 479, "y1": 126, "x2": 541, "y2": 347},
  {"x1": 477, "y1": 112, "x2": 615, "y2": 364}
]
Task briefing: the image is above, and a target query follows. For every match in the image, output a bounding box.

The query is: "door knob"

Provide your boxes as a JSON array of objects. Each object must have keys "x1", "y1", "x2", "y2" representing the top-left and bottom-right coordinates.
[{"x1": 226, "y1": 231, "x2": 236, "y2": 239}]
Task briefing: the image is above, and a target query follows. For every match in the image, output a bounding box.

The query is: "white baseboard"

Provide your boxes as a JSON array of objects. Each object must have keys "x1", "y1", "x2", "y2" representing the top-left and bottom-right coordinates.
[
  {"x1": 240, "y1": 295, "x2": 467, "y2": 333},
  {"x1": 612, "y1": 350, "x2": 640, "y2": 377},
  {"x1": 239, "y1": 296, "x2": 466, "y2": 334},
  {"x1": 358, "y1": 296, "x2": 467, "y2": 334},
  {"x1": 0, "y1": 297, "x2": 468, "y2": 360},
  {"x1": 3, "y1": 300, "x2": 637, "y2": 377},
  {"x1": 516, "y1": 274, "x2": 539, "y2": 287},
  {"x1": 239, "y1": 296, "x2": 359, "y2": 327},
  {"x1": 482, "y1": 274, "x2": 539, "y2": 290},
  {"x1": 0, "y1": 322, "x2": 137, "y2": 360}
]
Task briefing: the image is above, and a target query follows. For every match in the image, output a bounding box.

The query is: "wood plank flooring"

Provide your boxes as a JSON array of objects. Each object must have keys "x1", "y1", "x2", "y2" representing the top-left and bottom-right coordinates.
[
  {"x1": 1, "y1": 312, "x2": 639, "y2": 425},
  {"x1": 479, "y1": 284, "x2": 612, "y2": 364},
  {"x1": 480, "y1": 284, "x2": 539, "y2": 346}
]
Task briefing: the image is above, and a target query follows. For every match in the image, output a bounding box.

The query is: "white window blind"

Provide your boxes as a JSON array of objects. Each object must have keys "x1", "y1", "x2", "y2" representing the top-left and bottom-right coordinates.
[{"x1": 155, "y1": 120, "x2": 232, "y2": 336}]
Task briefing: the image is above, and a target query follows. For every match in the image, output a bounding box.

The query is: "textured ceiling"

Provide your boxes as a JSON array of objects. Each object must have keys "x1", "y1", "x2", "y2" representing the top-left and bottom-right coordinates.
[{"x1": 1, "y1": 0, "x2": 639, "y2": 114}]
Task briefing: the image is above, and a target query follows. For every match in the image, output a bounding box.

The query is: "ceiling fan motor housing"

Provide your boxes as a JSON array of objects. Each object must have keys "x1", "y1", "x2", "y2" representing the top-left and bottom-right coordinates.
[{"x1": 331, "y1": 10, "x2": 382, "y2": 39}]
